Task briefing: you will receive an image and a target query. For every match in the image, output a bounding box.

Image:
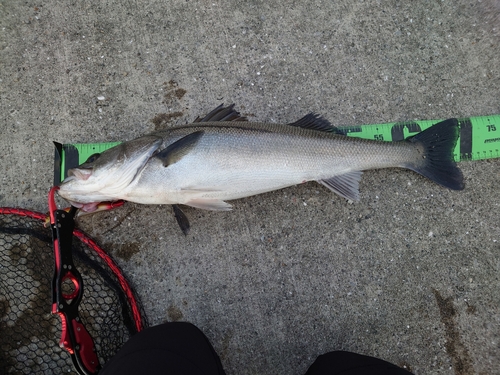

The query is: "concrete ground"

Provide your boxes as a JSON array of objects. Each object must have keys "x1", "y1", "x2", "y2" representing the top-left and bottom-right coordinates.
[{"x1": 1, "y1": 1, "x2": 499, "y2": 374}]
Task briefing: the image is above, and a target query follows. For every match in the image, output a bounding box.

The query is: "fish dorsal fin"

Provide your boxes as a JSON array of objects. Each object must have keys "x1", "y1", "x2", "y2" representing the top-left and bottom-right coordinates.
[
  {"x1": 288, "y1": 113, "x2": 341, "y2": 133},
  {"x1": 194, "y1": 104, "x2": 247, "y2": 122},
  {"x1": 318, "y1": 171, "x2": 363, "y2": 201},
  {"x1": 156, "y1": 131, "x2": 204, "y2": 167}
]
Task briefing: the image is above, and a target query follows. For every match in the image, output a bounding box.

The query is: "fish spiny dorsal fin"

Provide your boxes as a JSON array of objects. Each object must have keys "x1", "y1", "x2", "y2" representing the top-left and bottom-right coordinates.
[
  {"x1": 194, "y1": 104, "x2": 248, "y2": 122},
  {"x1": 288, "y1": 113, "x2": 343, "y2": 134}
]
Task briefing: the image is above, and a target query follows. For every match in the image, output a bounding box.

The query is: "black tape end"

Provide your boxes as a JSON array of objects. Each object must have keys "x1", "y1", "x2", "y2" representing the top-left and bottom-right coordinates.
[{"x1": 53, "y1": 142, "x2": 63, "y2": 186}]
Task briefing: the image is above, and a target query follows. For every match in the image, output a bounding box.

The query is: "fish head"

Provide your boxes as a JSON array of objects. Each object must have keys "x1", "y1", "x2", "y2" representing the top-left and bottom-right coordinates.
[{"x1": 58, "y1": 135, "x2": 163, "y2": 211}]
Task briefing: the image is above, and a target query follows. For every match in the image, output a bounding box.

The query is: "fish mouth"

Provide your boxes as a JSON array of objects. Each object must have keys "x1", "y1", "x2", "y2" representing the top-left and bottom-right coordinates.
[
  {"x1": 68, "y1": 201, "x2": 100, "y2": 212},
  {"x1": 67, "y1": 168, "x2": 92, "y2": 181}
]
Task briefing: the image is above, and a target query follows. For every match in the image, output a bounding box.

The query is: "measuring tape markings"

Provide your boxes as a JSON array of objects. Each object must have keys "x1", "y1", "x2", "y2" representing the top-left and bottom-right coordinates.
[
  {"x1": 338, "y1": 115, "x2": 500, "y2": 162},
  {"x1": 54, "y1": 115, "x2": 500, "y2": 184}
]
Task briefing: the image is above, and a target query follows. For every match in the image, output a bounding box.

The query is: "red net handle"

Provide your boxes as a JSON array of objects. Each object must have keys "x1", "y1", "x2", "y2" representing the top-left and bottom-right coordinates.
[{"x1": 0, "y1": 206, "x2": 145, "y2": 333}]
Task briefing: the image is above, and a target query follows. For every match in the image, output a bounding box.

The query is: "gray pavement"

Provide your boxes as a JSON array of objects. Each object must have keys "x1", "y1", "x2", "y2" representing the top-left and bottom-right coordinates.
[{"x1": 1, "y1": 1, "x2": 499, "y2": 374}]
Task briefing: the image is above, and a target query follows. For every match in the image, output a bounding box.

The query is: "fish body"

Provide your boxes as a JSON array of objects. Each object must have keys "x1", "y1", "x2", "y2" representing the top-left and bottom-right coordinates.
[{"x1": 58, "y1": 105, "x2": 464, "y2": 214}]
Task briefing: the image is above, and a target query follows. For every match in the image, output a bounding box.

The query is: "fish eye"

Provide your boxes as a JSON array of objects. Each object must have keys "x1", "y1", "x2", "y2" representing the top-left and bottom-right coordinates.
[{"x1": 85, "y1": 153, "x2": 101, "y2": 163}]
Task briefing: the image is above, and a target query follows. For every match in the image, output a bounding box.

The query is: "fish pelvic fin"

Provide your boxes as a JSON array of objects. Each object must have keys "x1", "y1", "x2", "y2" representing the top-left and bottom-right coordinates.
[
  {"x1": 318, "y1": 171, "x2": 363, "y2": 201},
  {"x1": 172, "y1": 204, "x2": 191, "y2": 235},
  {"x1": 406, "y1": 119, "x2": 464, "y2": 190},
  {"x1": 185, "y1": 198, "x2": 233, "y2": 211}
]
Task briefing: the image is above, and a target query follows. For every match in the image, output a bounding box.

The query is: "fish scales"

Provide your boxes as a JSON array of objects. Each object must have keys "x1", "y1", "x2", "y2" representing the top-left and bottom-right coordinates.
[{"x1": 131, "y1": 122, "x2": 421, "y2": 205}]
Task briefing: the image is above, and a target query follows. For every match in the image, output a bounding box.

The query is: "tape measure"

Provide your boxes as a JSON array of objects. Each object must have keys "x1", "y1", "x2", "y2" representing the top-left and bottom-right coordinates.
[
  {"x1": 338, "y1": 115, "x2": 500, "y2": 162},
  {"x1": 54, "y1": 115, "x2": 500, "y2": 185}
]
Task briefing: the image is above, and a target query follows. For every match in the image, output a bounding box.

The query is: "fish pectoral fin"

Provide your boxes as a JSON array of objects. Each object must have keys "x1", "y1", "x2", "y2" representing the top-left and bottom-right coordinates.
[
  {"x1": 318, "y1": 171, "x2": 363, "y2": 201},
  {"x1": 185, "y1": 198, "x2": 233, "y2": 211},
  {"x1": 172, "y1": 204, "x2": 190, "y2": 235},
  {"x1": 155, "y1": 131, "x2": 204, "y2": 167}
]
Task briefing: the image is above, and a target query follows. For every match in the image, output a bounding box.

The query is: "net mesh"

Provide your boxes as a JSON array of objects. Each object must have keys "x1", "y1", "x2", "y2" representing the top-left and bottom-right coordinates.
[{"x1": 0, "y1": 209, "x2": 147, "y2": 374}]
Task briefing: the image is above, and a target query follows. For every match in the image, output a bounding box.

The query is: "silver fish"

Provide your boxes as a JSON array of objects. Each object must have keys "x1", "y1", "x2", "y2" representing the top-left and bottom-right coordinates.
[{"x1": 58, "y1": 105, "x2": 463, "y2": 231}]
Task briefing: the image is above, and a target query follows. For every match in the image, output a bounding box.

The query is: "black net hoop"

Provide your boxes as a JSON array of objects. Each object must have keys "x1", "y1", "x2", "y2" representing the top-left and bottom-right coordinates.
[{"x1": 0, "y1": 207, "x2": 147, "y2": 374}]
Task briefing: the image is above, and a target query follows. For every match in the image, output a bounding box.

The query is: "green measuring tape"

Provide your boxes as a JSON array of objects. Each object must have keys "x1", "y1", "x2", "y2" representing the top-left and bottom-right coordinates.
[
  {"x1": 53, "y1": 115, "x2": 500, "y2": 185},
  {"x1": 337, "y1": 115, "x2": 499, "y2": 160},
  {"x1": 54, "y1": 141, "x2": 121, "y2": 185}
]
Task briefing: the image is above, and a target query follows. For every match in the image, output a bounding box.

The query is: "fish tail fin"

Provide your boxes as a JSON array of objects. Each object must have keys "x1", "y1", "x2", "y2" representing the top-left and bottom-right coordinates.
[{"x1": 406, "y1": 119, "x2": 464, "y2": 190}]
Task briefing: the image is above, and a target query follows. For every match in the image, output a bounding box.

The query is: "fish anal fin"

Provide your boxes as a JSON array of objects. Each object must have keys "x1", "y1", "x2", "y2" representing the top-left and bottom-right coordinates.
[
  {"x1": 318, "y1": 171, "x2": 363, "y2": 201},
  {"x1": 156, "y1": 131, "x2": 204, "y2": 167},
  {"x1": 172, "y1": 204, "x2": 190, "y2": 235},
  {"x1": 185, "y1": 198, "x2": 232, "y2": 211},
  {"x1": 288, "y1": 113, "x2": 342, "y2": 134},
  {"x1": 194, "y1": 104, "x2": 248, "y2": 122}
]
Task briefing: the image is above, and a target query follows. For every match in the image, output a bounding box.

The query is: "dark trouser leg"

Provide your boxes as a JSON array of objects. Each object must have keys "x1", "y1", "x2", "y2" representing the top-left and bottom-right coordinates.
[
  {"x1": 305, "y1": 351, "x2": 414, "y2": 375},
  {"x1": 100, "y1": 322, "x2": 226, "y2": 375}
]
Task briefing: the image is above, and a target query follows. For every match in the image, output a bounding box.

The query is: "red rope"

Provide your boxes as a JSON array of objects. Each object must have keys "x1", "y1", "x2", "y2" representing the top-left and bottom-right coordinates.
[{"x1": 0, "y1": 206, "x2": 144, "y2": 332}]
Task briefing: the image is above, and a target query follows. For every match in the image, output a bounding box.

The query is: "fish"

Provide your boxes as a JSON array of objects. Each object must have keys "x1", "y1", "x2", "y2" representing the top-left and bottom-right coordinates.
[{"x1": 58, "y1": 104, "x2": 464, "y2": 233}]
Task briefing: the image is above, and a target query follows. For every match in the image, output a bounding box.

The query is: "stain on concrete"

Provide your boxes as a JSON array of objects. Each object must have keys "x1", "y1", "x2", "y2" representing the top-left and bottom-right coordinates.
[
  {"x1": 151, "y1": 112, "x2": 183, "y2": 130},
  {"x1": 218, "y1": 330, "x2": 233, "y2": 362},
  {"x1": 114, "y1": 242, "x2": 140, "y2": 261},
  {"x1": 432, "y1": 289, "x2": 474, "y2": 375},
  {"x1": 167, "y1": 305, "x2": 183, "y2": 321},
  {"x1": 174, "y1": 87, "x2": 187, "y2": 100},
  {"x1": 163, "y1": 80, "x2": 187, "y2": 102},
  {"x1": 150, "y1": 80, "x2": 188, "y2": 130},
  {"x1": 465, "y1": 302, "x2": 477, "y2": 315}
]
